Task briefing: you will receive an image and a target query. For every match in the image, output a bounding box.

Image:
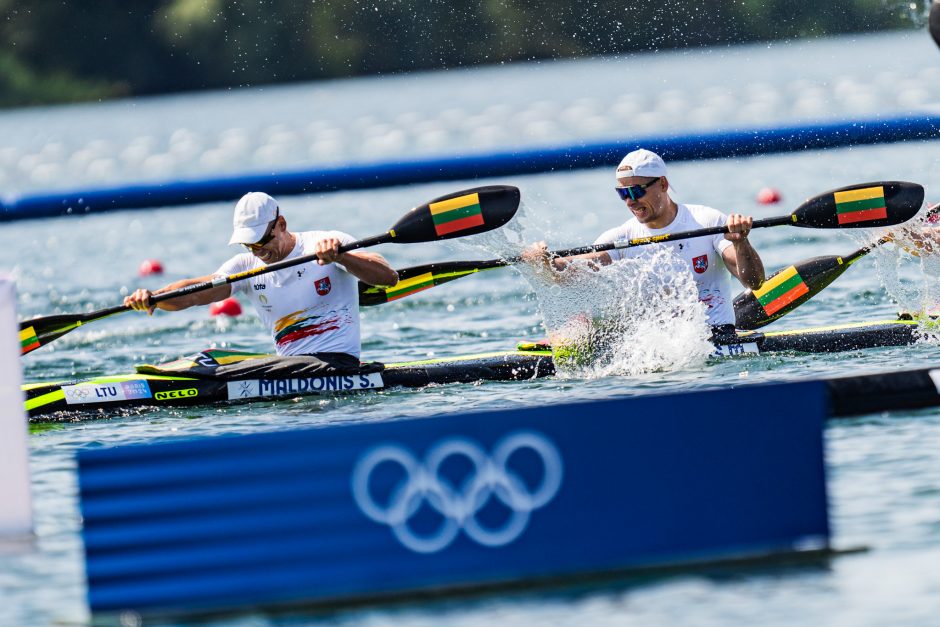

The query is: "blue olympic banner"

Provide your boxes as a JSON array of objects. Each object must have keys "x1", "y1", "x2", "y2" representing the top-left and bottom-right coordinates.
[
  {"x1": 3, "y1": 113, "x2": 940, "y2": 220},
  {"x1": 78, "y1": 380, "x2": 830, "y2": 618}
]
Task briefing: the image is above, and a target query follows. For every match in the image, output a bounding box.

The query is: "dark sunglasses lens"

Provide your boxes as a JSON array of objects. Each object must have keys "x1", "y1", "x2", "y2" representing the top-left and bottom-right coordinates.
[
  {"x1": 245, "y1": 220, "x2": 277, "y2": 251},
  {"x1": 615, "y1": 185, "x2": 644, "y2": 201}
]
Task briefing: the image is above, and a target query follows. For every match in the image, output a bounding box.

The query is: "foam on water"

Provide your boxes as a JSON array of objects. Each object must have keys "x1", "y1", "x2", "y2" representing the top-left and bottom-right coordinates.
[
  {"x1": 460, "y1": 206, "x2": 713, "y2": 378},
  {"x1": 848, "y1": 210, "x2": 940, "y2": 342},
  {"x1": 523, "y1": 249, "x2": 713, "y2": 378}
]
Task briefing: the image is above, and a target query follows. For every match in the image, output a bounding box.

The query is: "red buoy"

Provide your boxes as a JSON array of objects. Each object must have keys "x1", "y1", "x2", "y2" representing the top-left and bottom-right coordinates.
[
  {"x1": 756, "y1": 187, "x2": 782, "y2": 205},
  {"x1": 926, "y1": 202, "x2": 940, "y2": 224},
  {"x1": 209, "y1": 297, "x2": 242, "y2": 317},
  {"x1": 138, "y1": 259, "x2": 164, "y2": 276}
]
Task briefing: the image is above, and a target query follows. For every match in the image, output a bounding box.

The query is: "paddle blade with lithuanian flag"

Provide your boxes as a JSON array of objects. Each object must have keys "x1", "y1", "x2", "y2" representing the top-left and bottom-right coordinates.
[
  {"x1": 20, "y1": 309, "x2": 125, "y2": 356},
  {"x1": 20, "y1": 325, "x2": 40, "y2": 354},
  {"x1": 386, "y1": 185, "x2": 520, "y2": 243},
  {"x1": 790, "y1": 181, "x2": 923, "y2": 229},
  {"x1": 19, "y1": 314, "x2": 91, "y2": 355},
  {"x1": 358, "y1": 259, "x2": 506, "y2": 306},
  {"x1": 734, "y1": 255, "x2": 858, "y2": 330}
]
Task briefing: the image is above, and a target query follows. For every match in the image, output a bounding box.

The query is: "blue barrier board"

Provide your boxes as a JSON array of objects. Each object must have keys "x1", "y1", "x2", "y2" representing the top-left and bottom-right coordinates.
[{"x1": 78, "y1": 380, "x2": 829, "y2": 617}]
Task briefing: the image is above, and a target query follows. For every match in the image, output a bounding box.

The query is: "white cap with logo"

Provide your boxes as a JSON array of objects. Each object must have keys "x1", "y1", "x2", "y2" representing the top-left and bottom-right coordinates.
[
  {"x1": 228, "y1": 192, "x2": 279, "y2": 245},
  {"x1": 615, "y1": 148, "x2": 668, "y2": 180}
]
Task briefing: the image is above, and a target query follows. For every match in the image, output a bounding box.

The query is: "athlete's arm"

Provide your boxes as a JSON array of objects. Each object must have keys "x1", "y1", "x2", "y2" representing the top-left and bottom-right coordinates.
[
  {"x1": 721, "y1": 214, "x2": 765, "y2": 290},
  {"x1": 315, "y1": 237, "x2": 398, "y2": 287},
  {"x1": 336, "y1": 251, "x2": 399, "y2": 287},
  {"x1": 124, "y1": 275, "x2": 232, "y2": 315}
]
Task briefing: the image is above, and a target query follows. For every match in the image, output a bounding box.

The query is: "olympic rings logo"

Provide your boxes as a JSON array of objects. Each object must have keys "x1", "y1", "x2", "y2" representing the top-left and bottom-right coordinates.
[
  {"x1": 64, "y1": 386, "x2": 91, "y2": 399},
  {"x1": 351, "y1": 431, "x2": 563, "y2": 554}
]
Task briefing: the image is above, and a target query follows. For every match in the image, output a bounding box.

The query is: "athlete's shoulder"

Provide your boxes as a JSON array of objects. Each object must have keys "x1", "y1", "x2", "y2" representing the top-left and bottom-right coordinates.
[
  {"x1": 682, "y1": 203, "x2": 727, "y2": 226},
  {"x1": 594, "y1": 219, "x2": 640, "y2": 244},
  {"x1": 217, "y1": 251, "x2": 257, "y2": 273},
  {"x1": 215, "y1": 252, "x2": 258, "y2": 292},
  {"x1": 298, "y1": 229, "x2": 356, "y2": 246}
]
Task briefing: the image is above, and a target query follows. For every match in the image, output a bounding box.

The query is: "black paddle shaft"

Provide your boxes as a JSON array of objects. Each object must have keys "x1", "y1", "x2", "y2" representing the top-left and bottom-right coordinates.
[
  {"x1": 532, "y1": 181, "x2": 923, "y2": 260},
  {"x1": 516, "y1": 216, "x2": 794, "y2": 261},
  {"x1": 147, "y1": 234, "x2": 391, "y2": 307},
  {"x1": 145, "y1": 185, "x2": 521, "y2": 307},
  {"x1": 33, "y1": 234, "x2": 395, "y2": 324}
]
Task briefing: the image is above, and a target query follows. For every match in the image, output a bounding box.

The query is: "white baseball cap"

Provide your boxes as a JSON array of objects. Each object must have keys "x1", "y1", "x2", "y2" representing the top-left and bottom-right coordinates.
[
  {"x1": 615, "y1": 148, "x2": 668, "y2": 180},
  {"x1": 228, "y1": 192, "x2": 279, "y2": 245}
]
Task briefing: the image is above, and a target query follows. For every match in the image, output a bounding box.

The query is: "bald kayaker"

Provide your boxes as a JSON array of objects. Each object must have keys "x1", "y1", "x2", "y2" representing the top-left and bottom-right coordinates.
[
  {"x1": 124, "y1": 192, "x2": 398, "y2": 369},
  {"x1": 523, "y1": 148, "x2": 765, "y2": 337}
]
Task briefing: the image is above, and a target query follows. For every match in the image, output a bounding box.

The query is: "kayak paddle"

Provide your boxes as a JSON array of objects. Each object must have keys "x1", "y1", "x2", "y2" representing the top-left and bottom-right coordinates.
[
  {"x1": 20, "y1": 185, "x2": 520, "y2": 355},
  {"x1": 734, "y1": 201, "x2": 940, "y2": 329},
  {"x1": 359, "y1": 181, "x2": 925, "y2": 307}
]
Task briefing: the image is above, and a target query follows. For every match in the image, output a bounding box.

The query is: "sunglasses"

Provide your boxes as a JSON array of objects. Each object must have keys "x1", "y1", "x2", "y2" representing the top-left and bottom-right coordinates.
[
  {"x1": 614, "y1": 178, "x2": 661, "y2": 201},
  {"x1": 243, "y1": 210, "x2": 280, "y2": 252}
]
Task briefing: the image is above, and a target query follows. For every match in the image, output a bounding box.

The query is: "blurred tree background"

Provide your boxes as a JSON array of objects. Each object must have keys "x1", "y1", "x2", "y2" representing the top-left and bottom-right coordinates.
[{"x1": 0, "y1": 0, "x2": 919, "y2": 108}]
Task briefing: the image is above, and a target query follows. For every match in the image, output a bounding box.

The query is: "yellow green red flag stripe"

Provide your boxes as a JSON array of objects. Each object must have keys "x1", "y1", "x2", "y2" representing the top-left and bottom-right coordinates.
[
  {"x1": 384, "y1": 272, "x2": 436, "y2": 302},
  {"x1": 429, "y1": 193, "x2": 485, "y2": 236},
  {"x1": 20, "y1": 326, "x2": 39, "y2": 353},
  {"x1": 753, "y1": 266, "x2": 810, "y2": 315},
  {"x1": 834, "y1": 186, "x2": 887, "y2": 225}
]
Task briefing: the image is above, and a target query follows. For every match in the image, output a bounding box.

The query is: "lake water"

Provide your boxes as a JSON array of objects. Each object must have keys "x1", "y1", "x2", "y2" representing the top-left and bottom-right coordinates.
[{"x1": 2, "y1": 30, "x2": 940, "y2": 626}]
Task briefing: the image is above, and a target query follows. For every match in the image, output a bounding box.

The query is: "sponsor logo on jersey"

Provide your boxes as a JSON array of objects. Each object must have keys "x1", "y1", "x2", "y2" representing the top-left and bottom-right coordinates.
[
  {"x1": 315, "y1": 276, "x2": 332, "y2": 296},
  {"x1": 155, "y1": 388, "x2": 199, "y2": 401},
  {"x1": 253, "y1": 283, "x2": 265, "y2": 290},
  {"x1": 226, "y1": 372, "x2": 384, "y2": 400},
  {"x1": 692, "y1": 254, "x2": 708, "y2": 274}
]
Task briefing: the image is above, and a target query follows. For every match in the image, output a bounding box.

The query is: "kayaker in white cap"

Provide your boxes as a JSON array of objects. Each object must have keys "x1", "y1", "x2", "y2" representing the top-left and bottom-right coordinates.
[
  {"x1": 524, "y1": 148, "x2": 765, "y2": 334},
  {"x1": 124, "y1": 192, "x2": 398, "y2": 364}
]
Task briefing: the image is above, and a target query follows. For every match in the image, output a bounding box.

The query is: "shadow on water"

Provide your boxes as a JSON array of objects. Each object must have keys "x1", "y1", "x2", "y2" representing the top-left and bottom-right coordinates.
[{"x1": 182, "y1": 547, "x2": 860, "y2": 626}]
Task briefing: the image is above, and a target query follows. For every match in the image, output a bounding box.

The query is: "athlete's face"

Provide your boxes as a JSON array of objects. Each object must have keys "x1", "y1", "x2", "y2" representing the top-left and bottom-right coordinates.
[
  {"x1": 617, "y1": 176, "x2": 669, "y2": 225},
  {"x1": 249, "y1": 216, "x2": 289, "y2": 263}
]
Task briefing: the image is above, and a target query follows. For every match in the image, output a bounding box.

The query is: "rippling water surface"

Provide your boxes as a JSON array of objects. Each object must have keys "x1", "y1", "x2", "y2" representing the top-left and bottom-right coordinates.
[{"x1": 2, "y1": 31, "x2": 940, "y2": 627}]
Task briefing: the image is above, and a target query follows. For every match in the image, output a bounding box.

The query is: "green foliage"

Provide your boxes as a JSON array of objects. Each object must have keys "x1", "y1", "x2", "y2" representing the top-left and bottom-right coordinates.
[
  {"x1": 0, "y1": 0, "x2": 917, "y2": 108},
  {"x1": 0, "y1": 51, "x2": 126, "y2": 107}
]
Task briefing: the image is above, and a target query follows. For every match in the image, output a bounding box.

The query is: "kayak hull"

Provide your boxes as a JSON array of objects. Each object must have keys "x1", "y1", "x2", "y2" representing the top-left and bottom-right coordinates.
[
  {"x1": 24, "y1": 351, "x2": 556, "y2": 419},
  {"x1": 22, "y1": 319, "x2": 931, "y2": 420}
]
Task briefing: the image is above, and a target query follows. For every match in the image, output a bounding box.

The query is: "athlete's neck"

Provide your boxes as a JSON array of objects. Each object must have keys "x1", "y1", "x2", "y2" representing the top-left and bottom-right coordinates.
[{"x1": 646, "y1": 199, "x2": 679, "y2": 230}]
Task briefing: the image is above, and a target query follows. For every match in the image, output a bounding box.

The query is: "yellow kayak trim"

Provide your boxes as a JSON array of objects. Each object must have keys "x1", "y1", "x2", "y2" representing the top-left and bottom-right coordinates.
[
  {"x1": 24, "y1": 390, "x2": 65, "y2": 412},
  {"x1": 744, "y1": 319, "x2": 916, "y2": 337},
  {"x1": 387, "y1": 350, "x2": 551, "y2": 369}
]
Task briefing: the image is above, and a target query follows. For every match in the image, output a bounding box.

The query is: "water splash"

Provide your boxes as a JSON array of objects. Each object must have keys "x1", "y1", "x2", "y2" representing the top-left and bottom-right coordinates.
[
  {"x1": 523, "y1": 247, "x2": 713, "y2": 378},
  {"x1": 455, "y1": 199, "x2": 542, "y2": 260},
  {"x1": 459, "y1": 205, "x2": 713, "y2": 376},
  {"x1": 849, "y1": 208, "x2": 940, "y2": 341}
]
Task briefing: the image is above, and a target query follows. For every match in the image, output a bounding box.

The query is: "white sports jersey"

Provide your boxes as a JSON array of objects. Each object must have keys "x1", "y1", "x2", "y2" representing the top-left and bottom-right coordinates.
[
  {"x1": 595, "y1": 204, "x2": 735, "y2": 326},
  {"x1": 216, "y1": 231, "x2": 362, "y2": 357}
]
